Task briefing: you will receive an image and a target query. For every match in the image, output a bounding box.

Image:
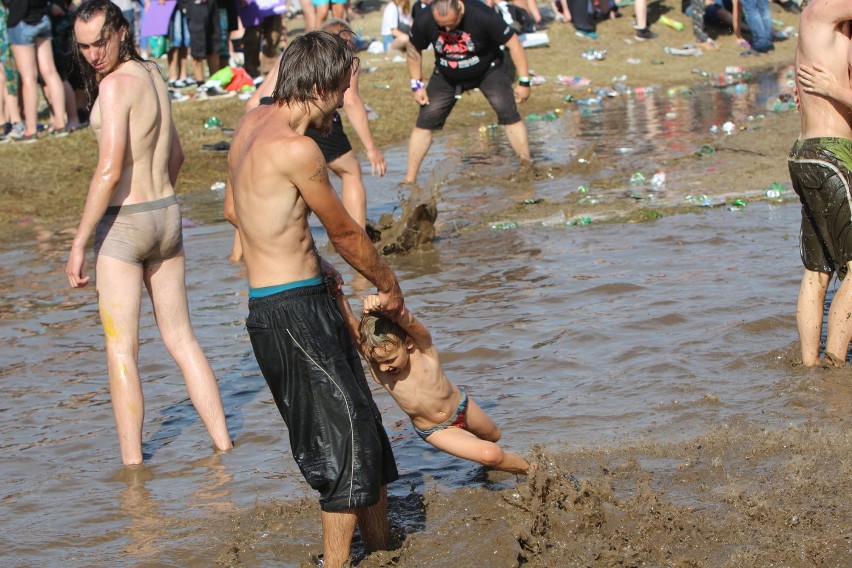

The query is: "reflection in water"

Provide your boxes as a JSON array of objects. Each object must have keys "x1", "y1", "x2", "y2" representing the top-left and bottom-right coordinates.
[{"x1": 2, "y1": 67, "x2": 847, "y2": 566}]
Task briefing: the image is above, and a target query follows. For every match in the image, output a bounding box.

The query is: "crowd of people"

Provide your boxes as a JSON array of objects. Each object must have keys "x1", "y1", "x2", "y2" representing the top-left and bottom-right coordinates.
[
  {"x1": 19, "y1": 0, "x2": 849, "y2": 565},
  {"x1": 1, "y1": 0, "x2": 805, "y2": 143}
]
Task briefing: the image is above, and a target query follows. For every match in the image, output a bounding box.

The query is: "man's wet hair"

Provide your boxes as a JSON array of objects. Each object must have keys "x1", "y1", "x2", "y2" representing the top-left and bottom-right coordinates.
[
  {"x1": 271, "y1": 30, "x2": 359, "y2": 106},
  {"x1": 72, "y1": 0, "x2": 142, "y2": 106},
  {"x1": 432, "y1": 0, "x2": 463, "y2": 17},
  {"x1": 359, "y1": 312, "x2": 407, "y2": 361}
]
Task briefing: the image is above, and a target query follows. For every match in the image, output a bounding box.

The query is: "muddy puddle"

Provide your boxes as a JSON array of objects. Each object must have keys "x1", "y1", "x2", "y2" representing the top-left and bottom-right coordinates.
[{"x1": 2, "y1": 66, "x2": 849, "y2": 566}]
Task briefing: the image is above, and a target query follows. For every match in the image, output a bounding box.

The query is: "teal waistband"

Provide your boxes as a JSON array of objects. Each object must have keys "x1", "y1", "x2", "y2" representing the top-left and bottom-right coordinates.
[{"x1": 249, "y1": 276, "x2": 325, "y2": 299}]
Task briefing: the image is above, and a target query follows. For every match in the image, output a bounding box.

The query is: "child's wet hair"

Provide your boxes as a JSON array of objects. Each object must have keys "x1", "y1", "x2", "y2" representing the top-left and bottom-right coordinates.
[{"x1": 359, "y1": 312, "x2": 407, "y2": 360}]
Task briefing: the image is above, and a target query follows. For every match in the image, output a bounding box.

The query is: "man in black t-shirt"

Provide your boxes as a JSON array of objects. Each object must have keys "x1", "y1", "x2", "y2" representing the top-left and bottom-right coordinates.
[{"x1": 404, "y1": 0, "x2": 532, "y2": 184}]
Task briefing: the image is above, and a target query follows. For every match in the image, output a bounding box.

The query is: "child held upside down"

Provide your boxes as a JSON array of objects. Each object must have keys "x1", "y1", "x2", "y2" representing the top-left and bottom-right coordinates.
[{"x1": 329, "y1": 278, "x2": 531, "y2": 474}]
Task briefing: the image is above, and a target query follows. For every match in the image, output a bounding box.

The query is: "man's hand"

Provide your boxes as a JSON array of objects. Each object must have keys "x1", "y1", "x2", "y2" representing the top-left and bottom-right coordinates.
[
  {"x1": 320, "y1": 258, "x2": 344, "y2": 297},
  {"x1": 413, "y1": 89, "x2": 429, "y2": 106},
  {"x1": 66, "y1": 246, "x2": 90, "y2": 288},
  {"x1": 364, "y1": 285, "x2": 405, "y2": 321},
  {"x1": 365, "y1": 146, "x2": 387, "y2": 177},
  {"x1": 514, "y1": 84, "x2": 531, "y2": 103}
]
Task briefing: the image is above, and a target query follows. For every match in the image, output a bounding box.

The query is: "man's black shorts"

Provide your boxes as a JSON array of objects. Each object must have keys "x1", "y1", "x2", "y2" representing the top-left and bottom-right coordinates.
[
  {"x1": 186, "y1": 0, "x2": 221, "y2": 59},
  {"x1": 788, "y1": 137, "x2": 852, "y2": 280},
  {"x1": 416, "y1": 62, "x2": 521, "y2": 130},
  {"x1": 246, "y1": 283, "x2": 398, "y2": 512}
]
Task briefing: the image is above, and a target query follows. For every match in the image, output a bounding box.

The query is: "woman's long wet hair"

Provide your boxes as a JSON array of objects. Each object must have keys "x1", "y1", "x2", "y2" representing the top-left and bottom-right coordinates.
[
  {"x1": 72, "y1": 0, "x2": 143, "y2": 107},
  {"x1": 271, "y1": 30, "x2": 359, "y2": 106}
]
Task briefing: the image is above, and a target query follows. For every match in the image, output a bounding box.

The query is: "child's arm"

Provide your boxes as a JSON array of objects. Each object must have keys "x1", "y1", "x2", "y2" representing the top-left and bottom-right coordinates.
[
  {"x1": 325, "y1": 270, "x2": 364, "y2": 353},
  {"x1": 364, "y1": 294, "x2": 434, "y2": 351}
]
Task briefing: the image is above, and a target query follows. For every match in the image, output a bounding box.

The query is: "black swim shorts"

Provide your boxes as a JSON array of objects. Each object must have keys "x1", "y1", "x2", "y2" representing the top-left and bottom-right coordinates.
[
  {"x1": 788, "y1": 137, "x2": 852, "y2": 280},
  {"x1": 185, "y1": 0, "x2": 221, "y2": 59},
  {"x1": 246, "y1": 282, "x2": 398, "y2": 512}
]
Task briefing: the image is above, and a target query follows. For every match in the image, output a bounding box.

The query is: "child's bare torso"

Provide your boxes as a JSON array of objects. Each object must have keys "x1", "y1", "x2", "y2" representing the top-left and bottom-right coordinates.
[{"x1": 371, "y1": 349, "x2": 463, "y2": 430}]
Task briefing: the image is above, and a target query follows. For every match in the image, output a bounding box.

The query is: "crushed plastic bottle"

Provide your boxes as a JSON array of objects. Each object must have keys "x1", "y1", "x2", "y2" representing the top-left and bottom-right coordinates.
[
  {"x1": 204, "y1": 116, "x2": 222, "y2": 129},
  {"x1": 651, "y1": 172, "x2": 666, "y2": 186},
  {"x1": 490, "y1": 221, "x2": 518, "y2": 230},
  {"x1": 210, "y1": 181, "x2": 226, "y2": 191},
  {"x1": 722, "y1": 121, "x2": 736, "y2": 135},
  {"x1": 567, "y1": 216, "x2": 591, "y2": 226},
  {"x1": 630, "y1": 172, "x2": 646, "y2": 184},
  {"x1": 728, "y1": 198, "x2": 747, "y2": 211},
  {"x1": 765, "y1": 182, "x2": 785, "y2": 198}
]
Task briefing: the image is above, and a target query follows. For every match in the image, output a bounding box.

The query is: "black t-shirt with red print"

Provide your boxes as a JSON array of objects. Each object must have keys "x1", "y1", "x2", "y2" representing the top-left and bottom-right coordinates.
[{"x1": 410, "y1": 0, "x2": 515, "y2": 83}]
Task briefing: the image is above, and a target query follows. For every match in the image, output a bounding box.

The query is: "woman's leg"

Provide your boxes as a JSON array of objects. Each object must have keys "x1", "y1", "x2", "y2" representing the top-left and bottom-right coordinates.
[
  {"x1": 10, "y1": 43, "x2": 38, "y2": 135},
  {"x1": 34, "y1": 36, "x2": 66, "y2": 131}
]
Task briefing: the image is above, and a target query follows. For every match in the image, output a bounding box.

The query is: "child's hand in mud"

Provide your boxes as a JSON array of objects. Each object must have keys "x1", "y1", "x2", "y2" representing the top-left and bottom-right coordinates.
[{"x1": 321, "y1": 261, "x2": 344, "y2": 298}]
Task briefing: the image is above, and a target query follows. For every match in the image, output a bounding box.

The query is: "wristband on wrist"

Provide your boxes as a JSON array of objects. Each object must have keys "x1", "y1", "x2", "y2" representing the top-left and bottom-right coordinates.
[
  {"x1": 518, "y1": 76, "x2": 531, "y2": 87},
  {"x1": 411, "y1": 79, "x2": 424, "y2": 91}
]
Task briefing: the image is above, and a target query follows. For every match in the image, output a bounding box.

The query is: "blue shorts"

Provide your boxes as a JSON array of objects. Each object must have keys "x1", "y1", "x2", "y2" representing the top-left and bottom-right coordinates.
[
  {"x1": 8, "y1": 15, "x2": 51, "y2": 46},
  {"x1": 312, "y1": 0, "x2": 347, "y2": 5},
  {"x1": 169, "y1": 9, "x2": 191, "y2": 49}
]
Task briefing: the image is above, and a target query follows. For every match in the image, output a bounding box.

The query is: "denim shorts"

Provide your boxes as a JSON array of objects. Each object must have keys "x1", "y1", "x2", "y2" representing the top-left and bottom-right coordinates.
[
  {"x1": 169, "y1": 9, "x2": 191, "y2": 49},
  {"x1": 7, "y1": 15, "x2": 52, "y2": 46}
]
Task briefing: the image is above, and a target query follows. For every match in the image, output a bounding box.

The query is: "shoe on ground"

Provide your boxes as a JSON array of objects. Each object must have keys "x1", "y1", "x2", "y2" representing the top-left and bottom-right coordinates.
[
  {"x1": 49, "y1": 126, "x2": 70, "y2": 138},
  {"x1": 169, "y1": 89, "x2": 190, "y2": 103},
  {"x1": 575, "y1": 29, "x2": 598, "y2": 39},
  {"x1": 169, "y1": 78, "x2": 188, "y2": 88},
  {"x1": 634, "y1": 27, "x2": 657, "y2": 41},
  {"x1": 201, "y1": 140, "x2": 231, "y2": 153},
  {"x1": 196, "y1": 85, "x2": 236, "y2": 99},
  {"x1": 13, "y1": 131, "x2": 38, "y2": 143}
]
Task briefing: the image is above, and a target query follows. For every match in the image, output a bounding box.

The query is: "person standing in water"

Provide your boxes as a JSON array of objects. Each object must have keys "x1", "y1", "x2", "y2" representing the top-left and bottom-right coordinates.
[
  {"x1": 65, "y1": 0, "x2": 232, "y2": 464},
  {"x1": 788, "y1": 0, "x2": 852, "y2": 366}
]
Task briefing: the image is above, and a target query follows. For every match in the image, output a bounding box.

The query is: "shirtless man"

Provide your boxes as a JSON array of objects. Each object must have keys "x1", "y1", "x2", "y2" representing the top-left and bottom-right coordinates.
[
  {"x1": 65, "y1": 0, "x2": 232, "y2": 464},
  {"x1": 224, "y1": 31, "x2": 404, "y2": 567},
  {"x1": 229, "y1": 19, "x2": 385, "y2": 262},
  {"x1": 789, "y1": 0, "x2": 852, "y2": 366}
]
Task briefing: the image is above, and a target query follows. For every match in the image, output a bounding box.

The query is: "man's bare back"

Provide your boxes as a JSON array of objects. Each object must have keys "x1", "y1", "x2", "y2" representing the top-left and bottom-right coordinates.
[
  {"x1": 90, "y1": 59, "x2": 180, "y2": 206},
  {"x1": 797, "y1": 0, "x2": 852, "y2": 138}
]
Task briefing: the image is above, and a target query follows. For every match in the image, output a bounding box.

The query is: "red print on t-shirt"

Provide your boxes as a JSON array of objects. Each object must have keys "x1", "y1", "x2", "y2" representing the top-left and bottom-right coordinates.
[{"x1": 435, "y1": 30, "x2": 475, "y2": 68}]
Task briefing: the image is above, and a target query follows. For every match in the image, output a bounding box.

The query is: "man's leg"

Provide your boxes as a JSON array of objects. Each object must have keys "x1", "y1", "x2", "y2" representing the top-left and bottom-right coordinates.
[
  {"x1": 329, "y1": 151, "x2": 366, "y2": 228},
  {"x1": 144, "y1": 252, "x2": 233, "y2": 451},
  {"x1": 355, "y1": 485, "x2": 390, "y2": 551},
  {"x1": 504, "y1": 121, "x2": 532, "y2": 166},
  {"x1": 321, "y1": 509, "x2": 358, "y2": 568},
  {"x1": 95, "y1": 255, "x2": 145, "y2": 465},
  {"x1": 824, "y1": 260, "x2": 852, "y2": 365},
  {"x1": 797, "y1": 268, "x2": 830, "y2": 366},
  {"x1": 404, "y1": 127, "x2": 433, "y2": 184}
]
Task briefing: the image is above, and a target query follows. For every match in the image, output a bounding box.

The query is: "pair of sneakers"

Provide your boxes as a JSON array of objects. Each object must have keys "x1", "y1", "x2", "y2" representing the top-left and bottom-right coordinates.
[
  {"x1": 169, "y1": 77, "x2": 197, "y2": 89},
  {"x1": 195, "y1": 84, "x2": 236, "y2": 100}
]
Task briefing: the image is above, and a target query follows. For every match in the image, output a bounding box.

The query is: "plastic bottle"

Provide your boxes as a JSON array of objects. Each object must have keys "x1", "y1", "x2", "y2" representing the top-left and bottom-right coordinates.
[
  {"x1": 204, "y1": 116, "x2": 222, "y2": 129},
  {"x1": 491, "y1": 221, "x2": 518, "y2": 230},
  {"x1": 659, "y1": 15, "x2": 684, "y2": 31},
  {"x1": 567, "y1": 216, "x2": 591, "y2": 226}
]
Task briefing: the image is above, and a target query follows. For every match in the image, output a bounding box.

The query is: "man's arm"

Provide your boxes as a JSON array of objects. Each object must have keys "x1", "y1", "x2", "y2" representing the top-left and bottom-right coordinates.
[
  {"x1": 66, "y1": 77, "x2": 132, "y2": 288},
  {"x1": 503, "y1": 34, "x2": 531, "y2": 103},
  {"x1": 342, "y1": 67, "x2": 387, "y2": 176},
  {"x1": 168, "y1": 121, "x2": 184, "y2": 187},
  {"x1": 798, "y1": 62, "x2": 852, "y2": 108},
  {"x1": 288, "y1": 138, "x2": 405, "y2": 318},
  {"x1": 407, "y1": 41, "x2": 429, "y2": 106}
]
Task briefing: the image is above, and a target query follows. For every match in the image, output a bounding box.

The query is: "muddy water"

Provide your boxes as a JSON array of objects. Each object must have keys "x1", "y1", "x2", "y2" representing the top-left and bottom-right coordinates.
[{"x1": 3, "y1": 69, "x2": 850, "y2": 567}]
